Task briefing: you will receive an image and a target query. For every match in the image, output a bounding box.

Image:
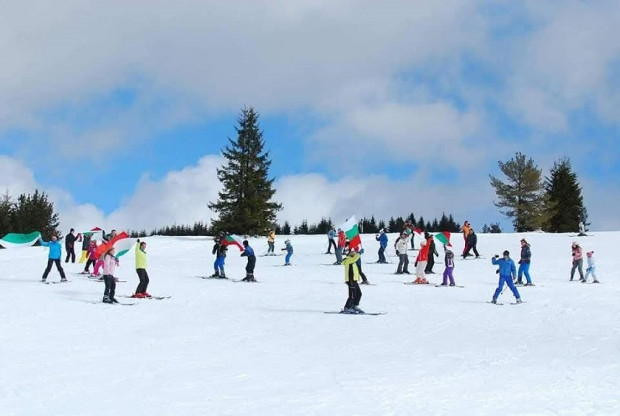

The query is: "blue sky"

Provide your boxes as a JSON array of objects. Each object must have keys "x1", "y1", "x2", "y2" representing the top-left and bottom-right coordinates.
[{"x1": 1, "y1": 0, "x2": 619, "y2": 233}]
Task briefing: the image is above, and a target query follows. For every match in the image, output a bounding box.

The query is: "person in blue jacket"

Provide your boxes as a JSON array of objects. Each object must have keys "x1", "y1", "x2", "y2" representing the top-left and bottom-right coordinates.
[
  {"x1": 240, "y1": 240, "x2": 257, "y2": 282},
  {"x1": 490, "y1": 250, "x2": 521, "y2": 304},
  {"x1": 39, "y1": 235, "x2": 67, "y2": 283},
  {"x1": 281, "y1": 239, "x2": 294, "y2": 266},
  {"x1": 326, "y1": 229, "x2": 337, "y2": 254},
  {"x1": 375, "y1": 228, "x2": 388, "y2": 263}
]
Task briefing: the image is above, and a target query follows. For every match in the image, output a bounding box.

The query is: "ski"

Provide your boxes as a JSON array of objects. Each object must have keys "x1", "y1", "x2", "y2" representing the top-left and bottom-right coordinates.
[
  {"x1": 487, "y1": 301, "x2": 504, "y2": 305},
  {"x1": 197, "y1": 275, "x2": 229, "y2": 280},
  {"x1": 87, "y1": 301, "x2": 137, "y2": 306},
  {"x1": 89, "y1": 279, "x2": 127, "y2": 282},
  {"x1": 434, "y1": 284, "x2": 465, "y2": 288},
  {"x1": 52, "y1": 280, "x2": 71, "y2": 284},
  {"x1": 232, "y1": 279, "x2": 260, "y2": 283},
  {"x1": 510, "y1": 301, "x2": 525, "y2": 305},
  {"x1": 122, "y1": 295, "x2": 171, "y2": 300},
  {"x1": 404, "y1": 282, "x2": 431, "y2": 285},
  {"x1": 324, "y1": 311, "x2": 387, "y2": 315}
]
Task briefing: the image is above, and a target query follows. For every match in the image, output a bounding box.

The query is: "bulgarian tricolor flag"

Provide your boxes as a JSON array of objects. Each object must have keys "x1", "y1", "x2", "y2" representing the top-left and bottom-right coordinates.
[
  {"x1": 339, "y1": 215, "x2": 362, "y2": 251},
  {"x1": 112, "y1": 235, "x2": 136, "y2": 258},
  {"x1": 222, "y1": 234, "x2": 244, "y2": 251},
  {"x1": 0, "y1": 231, "x2": 41, "y2": 248},
  {"x1": 434, "y1": 232, "x2": 452, "y2": 247}
]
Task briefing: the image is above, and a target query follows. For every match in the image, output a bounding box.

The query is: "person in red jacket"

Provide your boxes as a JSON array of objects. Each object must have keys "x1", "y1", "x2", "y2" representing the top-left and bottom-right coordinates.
[{"x1": 413, "y1": 240, "x2": 430, "y2": 284}]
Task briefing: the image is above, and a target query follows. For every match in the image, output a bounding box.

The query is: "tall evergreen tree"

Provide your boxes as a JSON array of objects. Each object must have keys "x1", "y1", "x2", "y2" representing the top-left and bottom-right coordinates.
[
  {"x1": 209, "y1": 107, "x2": 282, "y2": 235},
  {"x1": 0, "y1": 192, "x2": 13, "y2": 238},
  {"x1": 489, "y1": 152, "x2": 547, "y2": 232},
  {"x1": 544, "y1": 158, "x2": 588, "y2": 232},
  {"x1": 10, "y1": 189, "x2": 61, "y2": 239}
]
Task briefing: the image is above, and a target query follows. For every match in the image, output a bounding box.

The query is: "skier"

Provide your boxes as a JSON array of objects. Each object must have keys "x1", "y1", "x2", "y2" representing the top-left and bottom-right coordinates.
[
  {"x1": 334, "y1": 228, "x2": 346, "y2": 265},
  {"x1": 404, "y1": 220, "x2": 416, "y2": 250},
  {"x1": 211, "y1": 234, "x2": 228, "y2": 278},
  {"x1": 132, "y1": 239, "x2": 151, "y2": 298},
  {"x1": 394, "y1": 231, "x2": 410, "y2": 274},
  {"x1": 462, "y1": 228, "x2": 480, "y2": 258},
  {"x1": 240, "y1": 240, "x2": 257, "y2": 282},
  {"x1": 490, "y1": 250, "x2": 522, "y2": 304},
  {"x1": 342, "y1": 249, "x2": 363, "y2": 314},
  {"x1": 326, "y1": 228, "x2": 337, "y2": 254},
  {"x1": 345, "y1": 241, "x2": 370, "y2": 285},
  {"x1": 79, "y1": 231, "x2": 91, "y2": 263},
  {"x1": 39, "y1": 235, "x2": 67, "y2": 283},
  {"x1": 64, "y1": 228, "x2": 81, "y2": 263},
  {"x1": 570, "y1": 241, "x2": 584, "y2": 281},
  {"x1": 267, "y1": 230, "x2": 276, "y2": 255},
  {"x1": 82, "y1": 239, "x2": 98, "y2": 274},
  {"x1": 101, "y1": 246, "x2": 119, "y2": 304},
  {"x1": 440, "y1": 245, "x2": 456, "y2": 286},
  {"x1": 413, "y1": 239, "x2": 429, "y2": 284},
  {"x1": 424, "y1": 232, "x2": 439, "y2": 274},
  {"x1": 375, "y1": 228, "x2": 388, "y2": 263},
  {"x1": 460, "y1": 221, "x2": 471, "y2": 257},
  {"x1": 583, "y1": 251, "x2": 599, "y2": 283},
  {"x1": 516, "y1": 239, "x2": 534, "y2": 286},
  {"x1": 281, "y1": 239, "x2": 294, "y2": 266}
]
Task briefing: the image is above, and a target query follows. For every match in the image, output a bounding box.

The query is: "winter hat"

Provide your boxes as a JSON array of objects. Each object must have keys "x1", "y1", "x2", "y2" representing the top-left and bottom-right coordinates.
[
  {"x1": 503, "y1": 250, "x2": 510, "y2": 256},
  {"x1": 243, "y1": 240, "x2": 249, "y2": 247},
  {"x1": 586, "y1": 251, "x2": 594, "y2": 256}
]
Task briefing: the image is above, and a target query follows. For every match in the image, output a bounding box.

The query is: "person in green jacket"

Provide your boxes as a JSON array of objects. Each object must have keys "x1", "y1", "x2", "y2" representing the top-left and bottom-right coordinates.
[{"x1": 132, "y1": 239, "x2": 150, "y2": 298}]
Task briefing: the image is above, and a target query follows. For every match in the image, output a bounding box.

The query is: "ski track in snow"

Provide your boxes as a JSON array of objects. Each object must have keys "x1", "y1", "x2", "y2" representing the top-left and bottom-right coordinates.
[{"x1": 0, "y1": 232, "x2": 619, "y2": 415}]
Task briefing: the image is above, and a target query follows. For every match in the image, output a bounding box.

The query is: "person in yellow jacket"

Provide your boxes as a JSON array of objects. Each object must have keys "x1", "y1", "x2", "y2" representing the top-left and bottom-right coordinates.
[
  {"x1": 342, "y1": 250, "x2": 363, "y2": 314},
  {"x1": 132, "y1": 239, "x2": 150, "y2": 298},
  {"x1": 267, "y1": 230, "x2": 276, "y2": 255}
]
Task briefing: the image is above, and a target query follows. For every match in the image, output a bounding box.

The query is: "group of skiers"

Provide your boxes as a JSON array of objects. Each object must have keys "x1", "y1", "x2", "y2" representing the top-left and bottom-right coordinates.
[
  {"x1": 38, "y1": 228, "x2": 151, "y2": 303},
  {"x1": 37, "y1": 222, "x2": 600, "y2": 309}
]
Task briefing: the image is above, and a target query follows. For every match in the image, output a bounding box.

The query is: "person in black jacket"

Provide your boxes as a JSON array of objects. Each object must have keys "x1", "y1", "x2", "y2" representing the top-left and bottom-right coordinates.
[
  {"x1": 462, "y1": 228, "x2": 480, "y2": 258},
  {"x1": 424, "y1": 232, "x2": 439, "y2": 273},
  {"x1": 210, "y1": 234, "x2": 228, "y2": 278},
  {"x1": 64, "y1": 228, "x2": 81, "y2": 263}
]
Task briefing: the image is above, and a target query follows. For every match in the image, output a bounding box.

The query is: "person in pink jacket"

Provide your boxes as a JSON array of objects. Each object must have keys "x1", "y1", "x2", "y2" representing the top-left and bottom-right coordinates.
[
  {"x1": 102, "y1": 247, "x2": 120, "y2": 303},
  {"x1": 82, "y1": 240, "x2": 98, "y2": 274},
  {"x1": 570, "y1": 241, "x2": 584, "y2": 281}
]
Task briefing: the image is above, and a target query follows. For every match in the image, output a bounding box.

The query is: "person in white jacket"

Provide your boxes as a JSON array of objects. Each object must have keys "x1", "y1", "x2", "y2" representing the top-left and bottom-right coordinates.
[
  {"x1": 583, "y1": 251, "x2": 600, "y2": 283},
  {"x1": 394, "y1": 232, "x2": 410, "y2": 274}
]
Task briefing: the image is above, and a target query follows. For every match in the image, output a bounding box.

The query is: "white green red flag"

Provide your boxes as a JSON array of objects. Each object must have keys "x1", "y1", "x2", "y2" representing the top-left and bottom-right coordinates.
[
  {"x1": 339, "y1": 216, "x2": 362, "y2": 251},
  {"x1": 222, "y1": 234, "x2": 244, "y2": 251},
  {"x1": 434, "y1": 232, "x2": 452, "y2": 247},
  {"x1": 0, "y1": 231, "x2": 41, "y2": 248}
]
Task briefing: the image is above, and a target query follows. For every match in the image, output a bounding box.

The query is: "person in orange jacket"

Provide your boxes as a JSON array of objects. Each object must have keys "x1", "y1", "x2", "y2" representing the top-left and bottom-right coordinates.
[{"x1": 412, "y1": 240, "x2": 430, "y2": 284}]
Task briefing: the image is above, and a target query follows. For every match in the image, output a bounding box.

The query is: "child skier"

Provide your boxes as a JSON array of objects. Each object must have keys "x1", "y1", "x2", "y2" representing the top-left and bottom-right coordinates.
[
  {"x1": 490, "y1": 250, "x2": 522, "y2": 304},
  {"x1": 375, "y1": 228, "x2": 388, "y2": 263},
  {"x1": 516, "y1": 238, "x2": 534, "y2": 286},
  {"x1": 133, "y1": 239, "x2": 151, "y2": 297},
  {"x1": 583, "y1": 251, "x2": 599, "y2": 283},
  {"x1": 39, "y1": 235, "x2": 67, "y2": 283},
  {"x1": 342, "y1": 249, "x2": 363, "y2": 314},
  {"x1": 82, "y1": 240, "x2": 98, "y2": 274},
  {"x1": 240, "y1": 240, "x2": 257, "y2": 282},
  {"x1": 281, "y1": 239, "x2": 293, "y2": 266},
  {"x1": 211, "y1": 234, "x2": 228, "y2": 278},
  {"x1": 102, "y1": 247, "x2": 119, "y2": 304},
  {"x1": 413, "y1": 239, "x2": 429, "y2": 284},
  {"x1": 440, "y1": 245, "x2": 456, "y2": 286}
]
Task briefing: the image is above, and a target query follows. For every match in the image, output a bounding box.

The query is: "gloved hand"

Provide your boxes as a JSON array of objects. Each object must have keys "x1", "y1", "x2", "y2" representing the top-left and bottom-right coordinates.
[
  {"x1": 414, "y1": 261, "x2": 418, "y2": 267},
  {"x1": 395, "y1": 250, "x2": 400, "y2": 255}
]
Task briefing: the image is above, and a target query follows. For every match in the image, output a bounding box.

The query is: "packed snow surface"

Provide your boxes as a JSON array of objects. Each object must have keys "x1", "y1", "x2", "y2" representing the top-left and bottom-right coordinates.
[{"x1": 1, "y1": 232, "x2": 618, "y2": 415}]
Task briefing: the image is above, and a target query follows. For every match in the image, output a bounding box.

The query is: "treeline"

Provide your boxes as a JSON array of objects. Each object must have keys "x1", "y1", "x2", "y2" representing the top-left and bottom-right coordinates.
[
  {"x1": 0, "y1": 190, "x2": 61, "y2": 241},
  {"x1": 131, "y1": 212, "x2": 487, "y2": 238}
]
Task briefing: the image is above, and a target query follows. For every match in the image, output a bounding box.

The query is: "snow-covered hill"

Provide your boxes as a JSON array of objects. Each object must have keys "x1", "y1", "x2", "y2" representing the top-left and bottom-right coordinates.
[{"x1": 1, "y1": 231, "x2": 618, "y2": 415}]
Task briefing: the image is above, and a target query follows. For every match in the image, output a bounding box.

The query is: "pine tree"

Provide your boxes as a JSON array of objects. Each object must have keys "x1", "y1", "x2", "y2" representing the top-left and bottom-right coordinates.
[
  {"x1": 209, "y1": 107, "x2": 282, "y2": 235},
  {"x1": 10, "y1": 190, "x2": 60, "y2": 239},
  {"x1": 544, "y1": 158, "x2": 588, "y2": 233},
  {"x1": 0, "y1": 192, "x2": 13, "y2": 239},
  {"x1": 489, "y1": 152, "x2": 547, "y2": 232}
]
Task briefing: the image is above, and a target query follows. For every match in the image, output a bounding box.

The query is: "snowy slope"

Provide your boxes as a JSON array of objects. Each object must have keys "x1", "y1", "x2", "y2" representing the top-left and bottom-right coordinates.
[{"x1": 0, "y1": 232, "x2": 618, "y2": 416}]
